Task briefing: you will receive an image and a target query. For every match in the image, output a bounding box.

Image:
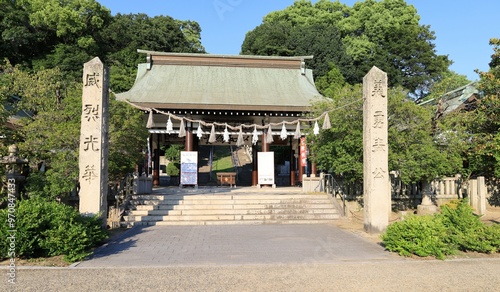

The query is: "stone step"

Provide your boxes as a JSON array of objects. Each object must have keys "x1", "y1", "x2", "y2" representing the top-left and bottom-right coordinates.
[
  {"x1": 128, "y1": 208, "x2": 338, "y2": 216},
  {"x1": 123, "y1": 219, "x2": 336, "y2": 227},
  {"x1": 134, "y1": 203, "x2": 335, "y2": 211},
  {"x1": 129, "y1": 198, "x2": 332, "y2": 206},
  {"x1": 124, "y1": 213, "x2": 339, "y2": 222},
  {"x1": 123, "y1": 191, "x2": 341, "y2": 227},
  {"x1": 129, "y1": 193, "x2": 328, "y2": 201}
]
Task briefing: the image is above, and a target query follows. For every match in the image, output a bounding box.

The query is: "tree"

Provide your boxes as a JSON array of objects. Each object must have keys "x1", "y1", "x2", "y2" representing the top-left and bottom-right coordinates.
[
  {"x1": 241, "y1": 0, "x2": 451, "y2": 98},
  {"x1": 315, "y1": 63, "x2": 346, "y2": 98},
  {"x1": 108, "y1": 95, "x2": 149, "y2": 181},
  {"x1": 459, "y1": 38, "x2": 500, "y2": 178},
  {"x1": 0, "y1": 0, "x2": 56, "y2": 66},
  {"x1": 309, "y1": 85, "x2": 462, "y2": 184},
  {"x1": 421, "y1": 70, "x2": 471, "y2": 103},
  {"x1": 0, "y1": 63, "x2": 148, "y2": 199},
  {"x1": 386, "y1": 88, "x2": 462, "y2": 184},
  {"x1": 338, "y1": 0, "x2": 450, "y2": 97},
  {"x1": 99, "y1": 13, "x2": 205, "y2": 92},
  {"x1": 308, "y1": 84, "x2": 364, "y2": 181},
  {"x1": 30, "y1": 0, "x2": 110, "y2": 80}
]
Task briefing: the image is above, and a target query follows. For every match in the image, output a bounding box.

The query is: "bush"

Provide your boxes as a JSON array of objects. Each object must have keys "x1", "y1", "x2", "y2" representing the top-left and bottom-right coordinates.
[
  {"x1": 439, "y1": 199, "x2": 500, "y2": 253},
  {"x1": 166, "y1": 162, "x2": 180, "y2": 176},
  {"x1": 382, "y1": 199, "x2": 500, "y2": 259},
  {"x1": 381, "y1": 215, "x2": 454, "y2": 259},
  {"x1": 0, "y1": 197, "x2": 108, "y2": 262}
]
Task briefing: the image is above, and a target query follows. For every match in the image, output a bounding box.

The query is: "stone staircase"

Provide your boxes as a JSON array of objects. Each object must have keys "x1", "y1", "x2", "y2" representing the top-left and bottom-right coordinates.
[{"x1": 123, "y1": 189, "x2": 341, "y2": 226}]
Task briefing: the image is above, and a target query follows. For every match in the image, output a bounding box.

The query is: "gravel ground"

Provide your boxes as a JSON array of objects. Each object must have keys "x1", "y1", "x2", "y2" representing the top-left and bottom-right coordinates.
[{"x1": 3, "y1": 259, "x2": 500, "y2": 291}]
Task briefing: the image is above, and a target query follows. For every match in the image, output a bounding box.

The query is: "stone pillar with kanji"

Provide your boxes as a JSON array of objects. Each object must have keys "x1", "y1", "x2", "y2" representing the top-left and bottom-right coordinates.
[
  {"x1": 79, "y1": 57, "x2": 109, "y2": 218},
  {"x1": 363, "y1": 66, "x2": 390, "y2": 234}
]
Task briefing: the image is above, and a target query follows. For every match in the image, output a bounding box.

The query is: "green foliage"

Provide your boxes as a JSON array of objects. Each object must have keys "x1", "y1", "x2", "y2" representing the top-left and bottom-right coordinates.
[
  {"x1": 243, "y1": 0, "x2": 451, "y2": 98},
  {"x1": 163, "y1": 144, "x2": 183, "y2": 162},
  {"x1": 309, "y1": 84, "x2": 363, "y2": 181},
  {"x1": 166, "y1": 162, "x2": 180, "y2": 177},
  {"x1": 310, "y1": 85, "x2": 462, "y2": 183},
  {"x1": 438, "y1": 199, "x2": 500, "y2": 253},
  {"x1": 100, "y1": 13, "x2": 205, "y2": 92},
  {"x1": 382, "y1": 215, "x2": 453, "y2": 260},
  {"x1": 315, "y1": 63, "x2": 346, "y2": 98},
  {"x1": 163, "y1": 144, "x2": 183, "y2": 176},
  {"x1": 459, "y1": 39, "x2": 500, "y2": 178},
  {"x1": 241, "y1": 19, "x2": 356, "y2": 82},
  {"x1": 108, "y1": 96, "x2": 149, "y2": 181},
  {"x1": 0, "y1": 197, "x2": 108, "y2": 262},
  {"x1": 382, "y1": 199, "x2": 500, "y2": 259},
  {"x1": 421, "y1": 71, "x2": 471, "y2": 103},
  {"x1": 387, "y1": 88, "x2": 462, "y2": 183}
]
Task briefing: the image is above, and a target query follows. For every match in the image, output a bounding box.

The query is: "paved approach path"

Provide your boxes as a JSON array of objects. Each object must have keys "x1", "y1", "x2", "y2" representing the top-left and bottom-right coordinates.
[{"x1": 76, "y1": 223, "x2": 399, "y2": 267}]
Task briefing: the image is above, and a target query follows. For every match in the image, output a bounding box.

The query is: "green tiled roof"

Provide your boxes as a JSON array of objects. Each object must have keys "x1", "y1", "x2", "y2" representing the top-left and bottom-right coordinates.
[{"x1": 115, "y1": 52, "x2": 323, "y2": 112}]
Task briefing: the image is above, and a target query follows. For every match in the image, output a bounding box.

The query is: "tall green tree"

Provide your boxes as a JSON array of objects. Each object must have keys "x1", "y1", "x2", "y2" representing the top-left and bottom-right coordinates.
[
  {"x1": 4, "y1": 0, "x2": 112, "y2": 79},
  {"x1": 0, "y1": 62, "x2": 148, "y2": 198},
  {"x1": 421, "y1": 70, "x2": 471, "y2": 103},
  {"x1": 310, "y1": 85, "x2": 462, "y2": 184},
  {"x1": 99, "y1": 13, "x2": 205, "y2": 92},
  {"x1": 242, "y1": 0, "x2": 451, "y2": 99},
  {"x1": 460, "y1": 38, "x2": 500, "y2": 177}
]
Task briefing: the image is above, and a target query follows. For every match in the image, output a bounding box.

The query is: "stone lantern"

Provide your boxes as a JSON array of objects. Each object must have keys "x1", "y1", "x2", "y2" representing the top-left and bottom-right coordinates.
[{"x1": 1, "y1": 144, "x2": 28, "y2": 198}]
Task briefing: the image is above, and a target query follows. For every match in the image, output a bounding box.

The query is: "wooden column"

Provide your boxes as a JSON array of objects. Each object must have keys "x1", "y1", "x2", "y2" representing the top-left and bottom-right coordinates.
[
  {"x1": 153, "y1": 134, "x2": 160, "y2": 186},
  {"x1": 311, "y1": 163, "x2": 317, "y2": 177},
  {"x1": 252, "y1": 144, "x2": 258, "y2": 186},
  {"x1": 261, "y1": 132, "x2": 269, "y2": 152},
  {"x1": 290, "y1": 142, "x2": 296, "y2": 186},
  {"x1": 185, "y1": 122, "x2": 193, "y2": 151}
]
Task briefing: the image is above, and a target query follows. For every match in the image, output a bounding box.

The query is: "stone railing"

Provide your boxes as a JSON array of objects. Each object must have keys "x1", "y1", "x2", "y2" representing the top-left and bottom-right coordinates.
[{"x1": 314, "y1": 173, "x2": 491, "y2": 215}]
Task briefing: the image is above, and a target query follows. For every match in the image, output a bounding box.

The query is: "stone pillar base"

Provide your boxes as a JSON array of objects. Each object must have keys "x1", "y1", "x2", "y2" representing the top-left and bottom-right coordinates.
[
  {"x1": 417, "y1": 204, "x2": 438, "y2": 215},
  {"x1": 417, "y1": 195, "x2": 437, "y2": 215}
]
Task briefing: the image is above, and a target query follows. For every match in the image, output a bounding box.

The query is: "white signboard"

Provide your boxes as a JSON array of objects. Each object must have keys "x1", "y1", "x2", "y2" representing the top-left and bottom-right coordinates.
[
  {"x1": 180, "y1": 151, "x2": 198, "y2": 186},
  {"x1": 258, "y1": 152, "x2": 275, "y2": 186}
]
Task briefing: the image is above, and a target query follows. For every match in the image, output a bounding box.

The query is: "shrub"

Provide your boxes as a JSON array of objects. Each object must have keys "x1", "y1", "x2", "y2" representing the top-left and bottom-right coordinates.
[
  {"x1": 439, "y1": 199, "x2": 500, "y2": 253},
  {"x1": 0, "y1": 197, "x2": 108, "y2": 262},
  {"x1": 382, "y1": 199, "x2": 500, "y2": 259},
  {"x1": 166, "y1": 162, "x2": 180, "y2": 176},
  {"x1": 381, "y1": 215, "x2": 454, "y2": 259}
]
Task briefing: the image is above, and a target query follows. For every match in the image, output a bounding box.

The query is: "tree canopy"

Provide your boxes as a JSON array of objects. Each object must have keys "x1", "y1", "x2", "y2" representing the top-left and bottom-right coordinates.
[
  {"x1": 241, "y1": 0, "x2": 452, "y2": 99},
  {"x1": 0, "y1": 1, "x2": 203, "y2": 198},
  {"x1": 309, "y1": 84, "x2": 462, "y2": 184}
]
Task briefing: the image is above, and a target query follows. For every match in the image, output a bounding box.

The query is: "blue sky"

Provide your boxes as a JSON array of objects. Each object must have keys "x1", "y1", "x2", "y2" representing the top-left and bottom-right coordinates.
[{"x1": 98, "y1": 0, "x2": 498, "y2": 81}]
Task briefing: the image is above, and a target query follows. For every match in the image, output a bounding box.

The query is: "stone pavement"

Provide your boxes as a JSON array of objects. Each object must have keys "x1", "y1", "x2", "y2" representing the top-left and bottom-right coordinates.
[{"x1": 76, "y1": 223, "x2": 401, "y2": 268}]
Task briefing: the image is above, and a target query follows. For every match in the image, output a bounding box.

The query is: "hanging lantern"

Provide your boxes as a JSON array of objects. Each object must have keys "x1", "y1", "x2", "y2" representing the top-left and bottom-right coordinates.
[
  {"x1": 196, "y1": 123, "x2": 203, "y2": 139},
  {"x1": 178, "y1": 119, "x2": 186, "y2": 137},
  {"x1": 252, "y1": 126, "x2": 259, "y2": 145},
  {"x1": 209, "y1": 124, "x2": 216, "y2": 143},
  {"x1": 166, "y1": 116, "x2": 173, "y2": 134},
  {"x1": 236, "y1": 127, "x2": 244, "y2": 146},
  {"x1": 223, "y1": 124, "x2": 230, "y2": 143},
  {"x1": 146, "y1": 110, "x2": 155, "y2": 128},
  {"x1": 313, "y1": 121, "x2": 320, "y2": 135},
  {"x1": 294, "y1": 122, "x2": 301, "y2": 139},
  {"x1": 266, "y1": 124, "x2": 274, "y2": 143},
  {"x1": 322, "y1": 113, "x2": 331, "y2": 130},
  {"x1": 280, "y1": 123, "x2": 287, "y2": 140}
]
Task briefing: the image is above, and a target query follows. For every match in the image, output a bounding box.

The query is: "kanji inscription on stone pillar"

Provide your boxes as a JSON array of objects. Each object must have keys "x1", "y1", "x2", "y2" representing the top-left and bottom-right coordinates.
[
  {"x1": 363, "y1": 66, "x2": 389, "y2": 234},
  {"x1": 79, "y1": 57, "x2": 109, "y2": 217}
]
